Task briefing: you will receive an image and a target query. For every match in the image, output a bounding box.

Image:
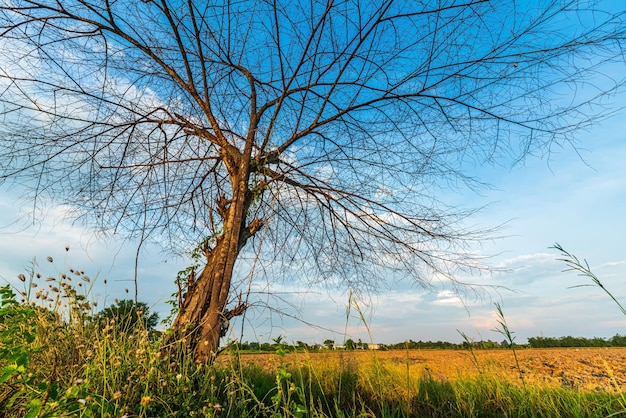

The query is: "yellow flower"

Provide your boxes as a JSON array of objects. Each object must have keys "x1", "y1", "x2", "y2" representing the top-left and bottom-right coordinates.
[{"x1": 140, "y1": 396, "x2": 151, "y2": 407}]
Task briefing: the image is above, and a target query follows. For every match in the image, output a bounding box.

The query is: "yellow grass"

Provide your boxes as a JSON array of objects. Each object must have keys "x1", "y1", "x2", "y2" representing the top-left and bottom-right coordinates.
[{"x1": 224, "y1": 347, "x2": 626, "y2": 393}]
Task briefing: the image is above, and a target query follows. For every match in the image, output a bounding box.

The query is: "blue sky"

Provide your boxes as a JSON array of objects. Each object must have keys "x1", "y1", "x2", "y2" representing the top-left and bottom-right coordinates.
[
  {"x1": 1, "y1": 0, "x2": 625, "y2": 347},
  {"x1": 1, "y1": 109, "x2": 625, "y2": 346}
]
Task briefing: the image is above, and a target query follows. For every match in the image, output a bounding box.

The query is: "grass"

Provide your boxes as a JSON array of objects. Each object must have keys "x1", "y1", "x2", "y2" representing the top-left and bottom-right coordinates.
[{"x1": 1, "y1": 251, "x2": 626, "y2": 417}]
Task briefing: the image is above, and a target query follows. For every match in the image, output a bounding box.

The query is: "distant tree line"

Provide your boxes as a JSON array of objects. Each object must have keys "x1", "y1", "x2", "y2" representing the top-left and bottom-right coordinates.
[
  {"x1": 526, "y1": 335, "x2": 626, "y2": 348},
  {"x1": 229, "y1": 335, "x2": 626, "y2": 352}
]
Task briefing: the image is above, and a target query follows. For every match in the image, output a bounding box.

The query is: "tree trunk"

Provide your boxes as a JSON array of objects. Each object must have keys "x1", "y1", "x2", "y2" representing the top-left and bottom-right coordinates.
[
  {"x1": 170, "y1": 163, "x2": 261, "y2": 361},
  {"x1": 170, "y1": 241, "x2": 235, "y2": 361}
]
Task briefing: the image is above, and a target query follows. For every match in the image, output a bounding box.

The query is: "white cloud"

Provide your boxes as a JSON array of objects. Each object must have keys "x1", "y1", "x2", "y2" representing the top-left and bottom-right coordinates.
[{"x1": 432, "y1": 290, "x2": 465, "y2": 307}]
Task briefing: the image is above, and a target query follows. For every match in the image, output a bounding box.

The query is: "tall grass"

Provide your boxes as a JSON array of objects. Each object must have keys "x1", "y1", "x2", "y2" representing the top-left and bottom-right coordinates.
[{"x1": 1, "y1": 254, "x2": 626, "y2": 417}]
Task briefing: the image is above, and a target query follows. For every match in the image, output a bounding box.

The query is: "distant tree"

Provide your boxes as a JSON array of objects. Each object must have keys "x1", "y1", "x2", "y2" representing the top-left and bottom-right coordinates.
[
  {"x1": 323, "y1": 340, "x2": 335, "y2": 350},
  {"x1": 93, "y1": 300, "x2": 159, "y2": 334},
  {"x1": 345, "y1": 339, "x2": 355, "y2": 350},
  {"x1": 611, "y1": 334, "x2": 626, "y2": 347},
  {"x1": 1, "y1": 1, "x2": 625, "y2": 360}
]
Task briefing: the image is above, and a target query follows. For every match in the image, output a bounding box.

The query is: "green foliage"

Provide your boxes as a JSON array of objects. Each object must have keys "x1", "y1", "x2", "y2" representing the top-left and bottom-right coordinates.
[
  {"x1": 92, "y1": 299, "x2": 159, "y2": 334},
  {"x1": 3, "y1": 253, "x2": 626, "y2": 417}
]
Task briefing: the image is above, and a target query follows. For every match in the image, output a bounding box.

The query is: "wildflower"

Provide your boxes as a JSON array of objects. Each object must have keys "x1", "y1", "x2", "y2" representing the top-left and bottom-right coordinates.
[
  {"x1": 47, "y1": 256, "x2": 54, "y2": 262},
  {"x1": 113, "y1": 391, "x2": 122, "y2": 400},
  {"x1": 65, "y1": 244, "x2": 70, "y2": 252},
  {"x1": 176, "y1": 374, "x2": 182, "y2": 380},
  {"x1": 77, "y1": 399, "x2": 86, "y2": 405},
  {"x1": 18, "y1": 274, "x2": 26, "y2": 282},
  {"x1": 140, "y1": 396, "x2": 151, "y2": 407}
]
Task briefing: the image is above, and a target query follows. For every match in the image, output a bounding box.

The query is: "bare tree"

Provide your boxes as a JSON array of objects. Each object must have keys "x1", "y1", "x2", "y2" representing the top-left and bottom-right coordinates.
[{"x1": 0, "y1": 0, "x2": 624, "y2": 360}]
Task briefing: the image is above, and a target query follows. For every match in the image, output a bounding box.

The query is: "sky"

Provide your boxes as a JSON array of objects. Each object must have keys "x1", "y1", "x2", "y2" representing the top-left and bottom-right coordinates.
[
  {"x1": 1, "y1": 0, "x2": 626, "y2": 347},
  {"x1": 1, "y1": 110, "x2": 625, "y2": 346}
]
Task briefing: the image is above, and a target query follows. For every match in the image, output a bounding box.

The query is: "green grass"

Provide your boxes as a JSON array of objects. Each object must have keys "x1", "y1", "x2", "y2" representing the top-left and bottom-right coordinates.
[{"x1": 2, "y1": 256, "x2": 626, "y2": 417}]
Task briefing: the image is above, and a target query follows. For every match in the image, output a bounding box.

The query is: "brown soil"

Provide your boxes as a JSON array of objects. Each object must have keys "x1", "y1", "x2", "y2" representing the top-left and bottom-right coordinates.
[{"x1": 226, "y1": 347, "x2": 626, "y2": 392}]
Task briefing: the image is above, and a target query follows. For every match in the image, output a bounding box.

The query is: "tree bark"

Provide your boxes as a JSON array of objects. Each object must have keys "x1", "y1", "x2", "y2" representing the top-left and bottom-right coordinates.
[{"x1": 170, "y1": 147, "x2": 260, "y2": 361}]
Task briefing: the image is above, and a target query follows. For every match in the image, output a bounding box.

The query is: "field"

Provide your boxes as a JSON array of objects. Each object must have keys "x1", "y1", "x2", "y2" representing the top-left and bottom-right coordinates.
[
  {"x1": 229, "y1": 347, "x2": 626, "y2": 392},
  {"x1": 3, "y1": 279, "x2": 626, "y2": 417}
]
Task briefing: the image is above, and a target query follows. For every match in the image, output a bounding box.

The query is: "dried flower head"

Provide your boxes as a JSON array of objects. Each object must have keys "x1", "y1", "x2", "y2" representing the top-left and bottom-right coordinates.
[{"x1": 47, "y1": 256, "x2": 53, "y2": 263}]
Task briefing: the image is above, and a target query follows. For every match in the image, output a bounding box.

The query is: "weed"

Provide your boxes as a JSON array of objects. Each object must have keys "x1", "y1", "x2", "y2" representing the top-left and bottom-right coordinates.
[
  {"x1": 552, "y1": 242, "x2": 626, "y2": 316},
  {"x1": 492, "y1": 302, "x2": 525, "y2": 387}
]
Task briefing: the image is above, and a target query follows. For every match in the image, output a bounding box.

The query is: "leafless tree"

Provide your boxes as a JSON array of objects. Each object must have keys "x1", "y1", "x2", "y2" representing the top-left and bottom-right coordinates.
[{"x1": 1, "y1": 0, "x2": 624, "y2": 360}]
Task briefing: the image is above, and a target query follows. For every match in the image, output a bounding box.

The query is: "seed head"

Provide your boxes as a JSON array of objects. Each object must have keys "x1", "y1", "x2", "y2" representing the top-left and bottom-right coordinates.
[
  {"x1": 47, "y1": 256, "x2": 53, "y2": 263},
  {"x1": 18, "y1": 274, "x2": 26, "y2": 282}
]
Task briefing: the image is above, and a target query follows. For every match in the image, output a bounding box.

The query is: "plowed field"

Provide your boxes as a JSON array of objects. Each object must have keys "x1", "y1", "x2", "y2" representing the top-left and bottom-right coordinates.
[{"x1": 229, "y1": 348, "x2": 626, "y2": 392}]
